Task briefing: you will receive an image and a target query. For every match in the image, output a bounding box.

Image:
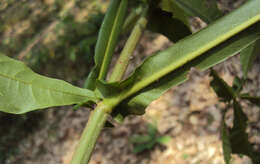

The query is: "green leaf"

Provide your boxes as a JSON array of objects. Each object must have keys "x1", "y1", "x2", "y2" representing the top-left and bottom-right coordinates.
[
  {"x1": 0, "y1": 54, "x2": 98, "y2": 114},
  {"x1": 240, "y1": 94, "x2": 260, "y2": 107},
  {"x1": 132, "y1": 141, "x2": 156, "y2": 153},
  {"x1": 232, "y1": 76, "x2": 244, "y2": 94},
  {"x1": 221, "y1": 121, "x2": 232, "y2": 164},
  {"x1": 160, "y1": 0, "x2": 223, "y2": 24},
  {"x1": 129, "y1": 135, "x2": 152, "y2": 144},
  {"x1": 240, "y1": 39, "x2": 260, "y2": 79},
  {"x1": 230, "y1": 100, "x2": 253, "y2": 157},
  {"x1": 109, "y1": 16, "x2": 260, "y2": 120},
  {"x1": 156, "y1": 136, "x2": 171, "y2": 145},
  {"x1": 147, "y1": 122, "x2": 157, "y2": 137},
  {"x1": 147, "y1": 8, "x2": 191, "y2": 42},
  {"x1": 84, "y1": 0, "x2": 128, "y2": 89},
  {"x1": 210, "y1": 69, "x2": 236, "y2": 102},
  {"x1": 108, "y1": 0, "x2": 260, "y2": 102}
]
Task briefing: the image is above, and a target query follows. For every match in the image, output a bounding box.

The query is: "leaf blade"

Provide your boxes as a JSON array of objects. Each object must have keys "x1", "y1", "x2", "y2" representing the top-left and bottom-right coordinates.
[
  {"x1": 112, "y1": 21, "x2": 260, "y2": 120},
  {"x1": 0, "y1": 54, "x2": 98, "y2": 114},
  {"x1": 115, "y1": 0, "x2": 260, "y2": 102},
  {"x1": 84, "y1": 0, "x2": 128, "y2": 89},
  {"x1": 160, "y1": 0, "x2": 222, "y2": 24},
  {"x1": 240, "y1": 39, "x2": 260, "y2": 79}
]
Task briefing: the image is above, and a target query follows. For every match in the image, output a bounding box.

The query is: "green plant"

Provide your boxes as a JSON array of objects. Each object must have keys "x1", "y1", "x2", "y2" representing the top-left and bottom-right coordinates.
[
  {"x1": 130, "y1": 121, "x2": 171, "y2": 154},
  {"x1": 210, "y1": 69, "x2": 260, "y2": 164},
  {"x1": 0, "y1": 0, "x2": 260, "y2": 163}
]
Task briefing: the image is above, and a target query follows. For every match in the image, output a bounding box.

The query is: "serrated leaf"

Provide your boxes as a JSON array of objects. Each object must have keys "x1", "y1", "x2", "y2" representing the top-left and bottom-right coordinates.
[
  {"x1": 221, "y1": 121, "x2": 232, "y2": 164},
  {"x1": 160, "y1": 0, "x2": 223, "y2": 24},
  {"x1": 0, "y1": 54, "x2": 98, "y2": 114},
  {"x1": 240, "y1": 94, "x2": 260, "y2": 107},
  {"x1": 147, "y1": 8, "x2": 191, "y2": 42},
  {"x1": 111, "y1": 22, "x2": 260, "y2": 121},
  {"x1": 84, "y1": 0, "x2": 128, "y2": 89},
  {"x1": 210, "y1": 69, "x2": 236, "y2": 102},
  {"x1": 240, "y1": 39, "x2": 260, "y2": 79}
]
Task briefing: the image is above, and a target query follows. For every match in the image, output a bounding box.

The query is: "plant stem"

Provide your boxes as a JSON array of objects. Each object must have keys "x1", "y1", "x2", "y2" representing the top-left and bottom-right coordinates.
[
  {"x1": 71, "y1": 102, "x2": 110, "y2": 164},
  {"x1": 109, "y1": 7, "x2": 148, "y2": 82},
  {"x1": 121, "y1": 5, "x2": 143, "y2": 34}
]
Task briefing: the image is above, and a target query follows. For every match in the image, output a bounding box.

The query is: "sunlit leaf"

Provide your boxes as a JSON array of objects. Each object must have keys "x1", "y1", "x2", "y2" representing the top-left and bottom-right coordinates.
[
  {"x1": 111, "y1": 22, "x2": 260, "y2": 122},
  {"x1": 84, "y1": 0, "x2": 128, "y2": 89},
  {"x1": 0, "y1": 54, "x2": 98, "y2": 114}
]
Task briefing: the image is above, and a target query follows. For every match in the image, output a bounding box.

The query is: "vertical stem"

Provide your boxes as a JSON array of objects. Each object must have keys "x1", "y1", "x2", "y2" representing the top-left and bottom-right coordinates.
[
  {"x1": 121, "y1": 5, "x2": 143, "y2": 34},
  {"x1": 71, "y1": 103, "x2": 110, "y2": 164},
  {"x1": 109, "y1": 7, "x2": 148, "y2": 82}
]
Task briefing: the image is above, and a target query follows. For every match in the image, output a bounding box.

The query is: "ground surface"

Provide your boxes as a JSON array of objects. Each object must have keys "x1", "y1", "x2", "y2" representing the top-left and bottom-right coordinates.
[{"x1": 1, "y1": 0, "x2": 259, "y2": 164}]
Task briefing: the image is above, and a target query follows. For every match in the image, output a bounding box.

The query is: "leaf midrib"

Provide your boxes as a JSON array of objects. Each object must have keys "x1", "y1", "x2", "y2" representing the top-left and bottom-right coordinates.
[
  {"x1": 0, "y1": 71, "x2": 92, "y2": 99},
  {"x1": 98, "y1": 0, "x2": 125, "y2": 80},
  {"x1": 117, "y1": 1, "x2": 260, "y2": 103}
]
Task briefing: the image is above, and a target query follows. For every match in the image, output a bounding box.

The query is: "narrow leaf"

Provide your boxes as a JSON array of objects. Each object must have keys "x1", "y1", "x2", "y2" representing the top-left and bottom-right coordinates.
[
  {"x1": 104, "y1": 1, "x2": 260, "y2": 120},
  {"x1": 110, "y1": 0, "x2": 260, "y2": 103},
  {"x1": 240, "y1": 94, "x2": 260, "y2": 107},
  {"x1": 221, "y1": 121, "x2": 232, "y2": 164},
  {"x1": 210, "y1": 69, "x2": 236, "y2": 102},
  {"x1": 232, "y1": 76, "x2": 244, "y2": 94},
  {"x1": 147, "y1": 8, "x2": 191, "y2": 42},
  {"x1": 230, "y1": 100, "x2": 253, "y2": 157},
  {"x1": 0, "y1": 54, "x2": 98, "y2": 114},
  {"x1": 110, "y1": 23, "x2": 260, "y2": 121},
  {"x1": 240, "y1": 39, "x2": 260, "y2": 79},
  {"x1": 160, "y1": 0, "x2": 222, "y2": 24},
  {"x1": 84, "y1": 0, "x2": 128, "y2": 89}
]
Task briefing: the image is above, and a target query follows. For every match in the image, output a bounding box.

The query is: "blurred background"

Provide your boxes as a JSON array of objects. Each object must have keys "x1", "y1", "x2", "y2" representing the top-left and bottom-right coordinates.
[{"x1": 0, "y1": 0, "x2": 259, "y2": 164}]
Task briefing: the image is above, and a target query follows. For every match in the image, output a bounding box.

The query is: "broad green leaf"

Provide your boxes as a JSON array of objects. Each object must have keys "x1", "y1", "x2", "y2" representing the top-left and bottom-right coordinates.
[
  {"x1": 210, "y1": 69, "x2": 236, "y2": 102},
  {"x1": 240, "y1": 94, "x2": 260, "y2": 107},
  {"x1": 160, "y1": 0, "x2": 222, "y2": 24},
  {"x1": 147, "y1": 8, "x2": 191, "y2": 42},
  {"x1": 240, "y1": 39, "x2": 260, "y2": 79},
  {"x1": 221, "y1": 121, "x2": 232, "y2": 164},
  {"x1": 84, "y1": 0, "x2": 128, "y2": 89},
  {"x1": 0, "y1": 54, "x2": 98, "y2": 114}
]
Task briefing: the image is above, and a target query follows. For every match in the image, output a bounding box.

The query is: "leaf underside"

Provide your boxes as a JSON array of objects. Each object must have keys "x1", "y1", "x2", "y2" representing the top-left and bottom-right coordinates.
[{"x1": 0, "y1": 54, "x2": 97, "y2": 114}]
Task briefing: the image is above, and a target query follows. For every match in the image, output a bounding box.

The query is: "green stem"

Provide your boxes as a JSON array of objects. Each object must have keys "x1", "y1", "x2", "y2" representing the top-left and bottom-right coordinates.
[
  {"x1": 109, "y1": 7, "x2": 148, "y2": 82},
  {"x1": 70, "y1": 102, "x2": 110, "y2": 164},
  {"x1": 121, "y1": 5, "x2": 143, "y2": 34}
]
